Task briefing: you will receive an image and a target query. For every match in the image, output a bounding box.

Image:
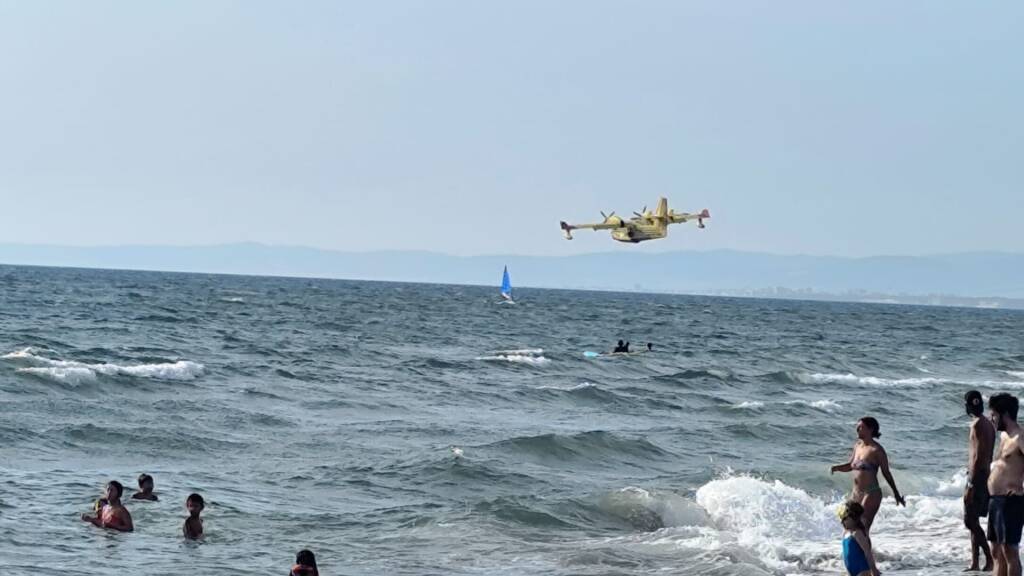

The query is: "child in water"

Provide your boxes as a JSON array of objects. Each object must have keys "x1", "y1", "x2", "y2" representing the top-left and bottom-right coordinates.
[
  {"x1": 132, "y1": 473, "x2": 158, "y2": 501},
  {"x1": 183, "y1": 493, "x2": 205, "y2": 539},
  {"x1": 839, "y1": 501, "x2": 881, "y2": 576},
  {"x1": 289, "y1": 549, "x2": 319, "y2": 576},
  {"x1": 81, "y1": 480, "x2": 134, "y2": 532}
]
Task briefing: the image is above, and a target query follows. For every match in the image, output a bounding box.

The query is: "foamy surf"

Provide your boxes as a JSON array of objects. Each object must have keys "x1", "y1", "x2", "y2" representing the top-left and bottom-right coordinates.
[
  {"x1": 477, "y1": 348, "x2": 550, "y2": 365},
  {"x1": 798, "y1": 371, "x2": 1024, "y2": 390},
  {"x1": 691, "y1": 475, "x2": 962, "y2": 573},
  {"x1": 731, "y1": 399, "x2": 841, "y2": 412},
  {"x1": 2, "y1": 348, "x2": 204, "y2": 383}
]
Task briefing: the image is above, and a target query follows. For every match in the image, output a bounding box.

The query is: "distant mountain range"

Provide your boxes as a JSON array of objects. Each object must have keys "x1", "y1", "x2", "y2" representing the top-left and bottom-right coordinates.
[{"x1": 2, "y1": 243, "x2": 1023, "y2": 308}]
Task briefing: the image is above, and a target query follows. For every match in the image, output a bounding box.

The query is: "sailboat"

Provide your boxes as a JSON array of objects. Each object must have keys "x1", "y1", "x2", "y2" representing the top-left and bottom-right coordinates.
[{"x1": 500, "y1": 266, "x2": 514, "y2": 303}]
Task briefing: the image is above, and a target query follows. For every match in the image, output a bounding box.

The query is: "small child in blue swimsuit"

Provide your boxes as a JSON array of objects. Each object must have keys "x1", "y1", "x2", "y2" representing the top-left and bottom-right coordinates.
[{"x1": 839, "y1": 501, "x2": 881, "y2": 576}]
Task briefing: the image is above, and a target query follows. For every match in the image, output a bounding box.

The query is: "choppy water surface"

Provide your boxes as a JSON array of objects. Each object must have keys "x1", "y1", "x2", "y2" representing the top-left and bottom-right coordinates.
[{"x1": 1, "y1": 265, "x2": 1022, "y2": 575}]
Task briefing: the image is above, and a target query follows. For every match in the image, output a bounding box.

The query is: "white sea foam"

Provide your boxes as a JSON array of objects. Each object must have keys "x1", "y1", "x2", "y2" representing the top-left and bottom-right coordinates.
[
  {"x1": 3, "y1": 349, "x2": 204, "y2": 383},
  {"x1": 476, "y1": 354, "x2": 550, "y2": 365},
  {"x1": 733, "y1": 399, "x2": 841, "y2": 412},
  {"x1": 220, "y1": 296, "x2": 246, "y2": 303},
  {"x1": 536, "y1": 382, "x2": 595, "y2": 391},
  {"x1": 1007, "y1": 371, "x2": 1024, "y2": 381},
  {"x1": 800, "y1": 371, "x2": 1024, "y2": 390},
  {"x1": 494, "y1": 348, "x2": 544, "y2": 355},
  {"x1": 687, "y1": 475, "x2": 963, "y2": 573},
  {"x1": 804, "y1": 399, "x2": 842, "y2": 411}
]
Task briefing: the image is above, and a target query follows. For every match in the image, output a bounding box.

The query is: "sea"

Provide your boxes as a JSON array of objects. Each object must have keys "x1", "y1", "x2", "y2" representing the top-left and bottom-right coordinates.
[{"x1": 1, "y1": 264, "x2": 1022, "y2": 575}]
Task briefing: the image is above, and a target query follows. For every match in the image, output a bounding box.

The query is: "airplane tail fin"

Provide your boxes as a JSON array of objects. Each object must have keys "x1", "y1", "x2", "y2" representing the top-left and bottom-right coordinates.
[{"x1": 655, "y1": 197, "x2": 668, "y2": 219}]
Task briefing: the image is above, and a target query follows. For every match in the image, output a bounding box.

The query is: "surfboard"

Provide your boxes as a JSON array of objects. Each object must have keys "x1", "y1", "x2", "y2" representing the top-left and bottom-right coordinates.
[{"x1": 583, "y1": 350, "x2": 649, "y2": 358}]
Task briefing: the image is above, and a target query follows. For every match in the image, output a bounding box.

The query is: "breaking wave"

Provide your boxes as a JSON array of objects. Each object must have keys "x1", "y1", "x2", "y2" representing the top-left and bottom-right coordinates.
[{"x1": 2, "y1": 348, "x2": 204, "y2": 384}]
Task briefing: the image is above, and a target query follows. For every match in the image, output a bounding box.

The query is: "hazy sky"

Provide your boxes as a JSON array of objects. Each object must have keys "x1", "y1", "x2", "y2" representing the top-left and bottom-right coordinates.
[{"x1": 1, "y1": 1, "x2": 1020, "y2": 256}]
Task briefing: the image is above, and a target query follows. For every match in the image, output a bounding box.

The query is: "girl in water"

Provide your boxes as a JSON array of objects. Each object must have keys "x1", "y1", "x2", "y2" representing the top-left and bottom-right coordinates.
[
  {"x1": 830, "y1": 417, "x2": 906, "y2": 531},
  {"x1": 839, "y1": 501, "x2": 881, "y2": 576},
  {"x1": 289, "y1": 550, "x2": 319, "y2": 576}
]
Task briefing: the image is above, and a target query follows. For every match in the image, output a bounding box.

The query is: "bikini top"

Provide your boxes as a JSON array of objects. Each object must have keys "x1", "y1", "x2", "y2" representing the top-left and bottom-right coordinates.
[{"x1": 852, "y1": 458, "x2": 878, "y2": 472}]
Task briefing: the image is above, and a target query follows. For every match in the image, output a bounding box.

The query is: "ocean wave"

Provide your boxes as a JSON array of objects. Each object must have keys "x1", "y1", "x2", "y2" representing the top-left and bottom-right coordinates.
[
  {"x1": 476, "y1": 354, "x2": 550, "y2": 365},
  {"x1": 3, "y1": 348, "x2": 204, "y2": 383},
  {"x1": 690, "y1": 474, "x2": 964, "y2": 573},
  {"x1": 494, "y1": 348, "x2": 544, "y2": 355},
  {"x1": 784, "y1": 370, "x2": 1024, "y2": 390},
  {"x1": 484, "y1": 430, "x2": 670, "y2": 463},
  {"x1": 731, "y1": 399, "x2": 841, "y2": 412},
  {"x1": 598, "y1": 486, "x2": 710, "y2": 531}
]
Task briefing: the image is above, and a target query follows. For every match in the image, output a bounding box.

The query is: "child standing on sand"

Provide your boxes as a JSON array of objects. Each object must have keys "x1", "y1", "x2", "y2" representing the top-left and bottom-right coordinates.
[{"x1": 839, "y1": 501, "x2": 881, "y2": 576}]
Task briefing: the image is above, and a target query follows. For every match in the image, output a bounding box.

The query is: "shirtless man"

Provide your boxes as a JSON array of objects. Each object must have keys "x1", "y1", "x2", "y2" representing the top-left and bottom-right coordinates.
[
  {"x1": 966, "y1": 390, "x2": 996, "y2": 571},
  {"x1": 81, "y1": 480, "x2": 134, "y2": 532},
  {"x1": 988, "y1": 393, "x2": 1024, "y2": 576}
]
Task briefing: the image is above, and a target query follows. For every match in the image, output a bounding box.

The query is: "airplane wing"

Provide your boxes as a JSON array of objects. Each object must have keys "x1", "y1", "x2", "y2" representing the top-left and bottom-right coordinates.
[
  {"x1": 560, "y1": 220, "x2": 621, "y2": 240},
  {"x1": 667, "y1": 209, "x2": 710, "y2": 228}
]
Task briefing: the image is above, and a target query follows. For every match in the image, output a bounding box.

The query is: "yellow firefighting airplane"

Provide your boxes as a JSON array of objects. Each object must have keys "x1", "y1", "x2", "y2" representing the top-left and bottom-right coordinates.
[{"x1": 560, "y1": 198, "x2": 709, "y2": 243}]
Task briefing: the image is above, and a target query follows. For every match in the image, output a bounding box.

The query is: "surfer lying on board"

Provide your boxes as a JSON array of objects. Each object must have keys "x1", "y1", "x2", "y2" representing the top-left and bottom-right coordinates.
[{"x1": 81, "y1": 481, "x2": 134, "y2": 532}]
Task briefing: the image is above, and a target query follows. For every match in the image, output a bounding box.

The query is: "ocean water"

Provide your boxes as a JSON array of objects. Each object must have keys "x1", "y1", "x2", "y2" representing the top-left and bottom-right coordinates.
[{"x1": 2, "y1": 265, "x2": 1023, "y2": 575}]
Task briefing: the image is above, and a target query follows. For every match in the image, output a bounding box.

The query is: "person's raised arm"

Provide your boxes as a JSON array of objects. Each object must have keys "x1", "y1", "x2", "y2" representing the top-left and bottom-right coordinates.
[{"x1": 880, "y1": 448, "x2": 905, "y2": 506}]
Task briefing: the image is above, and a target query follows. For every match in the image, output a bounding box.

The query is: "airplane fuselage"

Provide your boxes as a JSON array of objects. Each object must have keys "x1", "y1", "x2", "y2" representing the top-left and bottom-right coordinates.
[{"x1": 611, "y1": 221, "x2": 668, "y2": 243}]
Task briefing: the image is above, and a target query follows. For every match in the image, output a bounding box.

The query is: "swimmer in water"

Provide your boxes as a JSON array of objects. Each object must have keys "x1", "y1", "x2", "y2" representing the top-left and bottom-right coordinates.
[
  {"x1": 646, "y1": 342, "x2": 653, "y2": 352},
  {"x1": 81, "y1": 480, "x2": 134, "y2": 532},
  {"x1": 612, "y1": 340, "x2": 626, "y2": 353},
  {"x1": 183, "y1": 493, "x2": 205, "y2": 539},
  {"x1": 290, "y1": 549, "x2": 319, "y2": 576},
  {"x1": 132, "y1": 473, "x2": 158, "y2": 501}
]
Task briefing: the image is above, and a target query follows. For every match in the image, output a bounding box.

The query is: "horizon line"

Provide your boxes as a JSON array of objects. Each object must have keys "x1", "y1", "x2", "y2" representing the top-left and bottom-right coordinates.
[{"x1": 0, "y1": 241, "x2": 1020, "y2": 261}]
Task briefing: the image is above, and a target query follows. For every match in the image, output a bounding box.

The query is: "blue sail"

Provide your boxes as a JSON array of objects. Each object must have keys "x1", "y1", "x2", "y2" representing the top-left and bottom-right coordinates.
[{"x1": 500, "y1": 266, "x2": 513, "y2": 300}]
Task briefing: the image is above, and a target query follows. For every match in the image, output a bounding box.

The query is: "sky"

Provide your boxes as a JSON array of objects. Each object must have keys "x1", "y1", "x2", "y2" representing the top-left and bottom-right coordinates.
[{"x1": 0, "y1": 1, "x2": 1020, "y2": 257}]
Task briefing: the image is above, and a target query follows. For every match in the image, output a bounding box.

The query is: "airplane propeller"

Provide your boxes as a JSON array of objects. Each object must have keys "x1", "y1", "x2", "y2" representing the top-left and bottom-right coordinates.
[
  {"x1": 600, "y1": 211, "x2": 617, "y2": 221},
  {"x1": 633, "y1": 206, "x2": 647, "y2": 218}
]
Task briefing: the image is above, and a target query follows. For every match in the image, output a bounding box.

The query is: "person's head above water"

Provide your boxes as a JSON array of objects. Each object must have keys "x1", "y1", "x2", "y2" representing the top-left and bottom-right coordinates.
[
  {"x1": 106, "y1": 481, "x2": 124, "y2": 503},
  {"x1": 856, "y1": 417, "x2": 881, "y2": 440},
  {"x1": 186, "y1": 493, "x2": 205, "y2": 516},
  {"x1": 291, "y1": 549, "x2": 319, "y2": 576},
  {"x1": 646, "y1": 342, "x2": 653, "y2": 351},
  {"x1": 989, "y1": 392, "x2": 1019, "y2": 432},
  {"x1": 965, "y1": 390, "x2": 984, "y2": 417},
  {"x1": 138, "y1": 473, "x2": 154, "y2": 492},
  {"x1": 617, "y1": 340, "x2": 624, "y2": 346}
]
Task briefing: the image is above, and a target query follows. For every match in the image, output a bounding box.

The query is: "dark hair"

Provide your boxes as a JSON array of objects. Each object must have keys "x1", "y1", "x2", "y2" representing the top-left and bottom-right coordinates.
[
  {"x1": 107, "y1": 480, "x2": 124, "y2": 499},
  {"x1": 966, "y1": 390, "x2": 984, "y2": 412},
  {"x1": 839, "y1": 500, "x2": 866, "y2": 530},
  {"x1": 859, "y1": 417, "x2": 881, "y2": 438},
  {"x1": 296, "y1": 549, "x2": 318, "y2": 569},
  {"x1": 990, "y1": 393, "x2": 1019, "y2": 421},
  {"x1": 186, "y1": 493, "x2": 205, "y2": 507},
  {"x1": 138, "y1": 473, "x2": 153, "y2": 487}
]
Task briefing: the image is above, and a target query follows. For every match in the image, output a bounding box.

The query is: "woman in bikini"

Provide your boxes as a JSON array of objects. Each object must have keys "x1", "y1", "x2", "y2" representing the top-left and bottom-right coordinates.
[{"x1": 830, "y1": 417, "x2": 906, "y2": 532}]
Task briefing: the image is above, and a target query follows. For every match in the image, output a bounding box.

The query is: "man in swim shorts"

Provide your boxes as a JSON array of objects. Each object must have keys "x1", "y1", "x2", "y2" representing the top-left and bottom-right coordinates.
[
  {"x1": 965, "y1": 390, "x2": 995, "y2": 571},
  {"x1": 81, "y1": 480, "x2": 134, "y2": 532},
  {"x1": 988, "y1": 393, "x2": 1024, "y2": 576}
]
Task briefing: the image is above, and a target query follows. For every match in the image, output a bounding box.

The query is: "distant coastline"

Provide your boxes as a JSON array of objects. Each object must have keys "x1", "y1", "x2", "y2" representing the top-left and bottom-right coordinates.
[{"x1": 2, "y1": 242, "x2": 1023, "y2": 310}]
